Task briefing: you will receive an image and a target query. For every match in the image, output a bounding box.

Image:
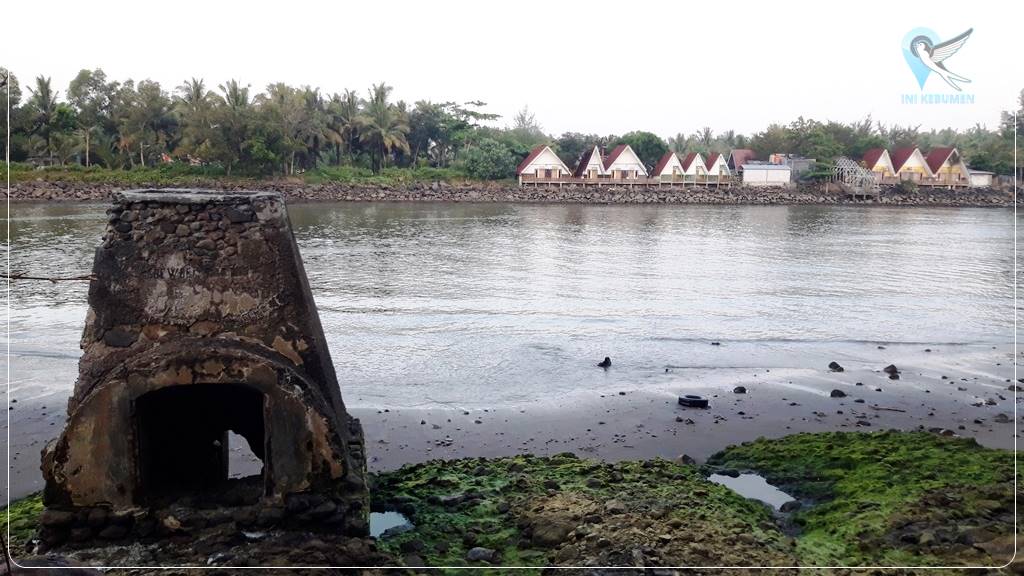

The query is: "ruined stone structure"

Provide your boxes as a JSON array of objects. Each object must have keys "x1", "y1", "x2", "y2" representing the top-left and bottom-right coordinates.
[{"x1": 40, "y1": 189, "x2": 368, "y2": 546}]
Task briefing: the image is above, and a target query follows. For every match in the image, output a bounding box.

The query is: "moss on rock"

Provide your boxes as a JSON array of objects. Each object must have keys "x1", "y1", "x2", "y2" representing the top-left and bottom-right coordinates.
[
  {"x1": 707, "y1": 430, "x2": 1015, "y2": 567},
  {"x1": 371, "y1": 452, "x2": 795, "y2": 572},
  {"x1": 2, "y1": 493, "x2": 43, "y2": 551},
  {"x1": 4, "y1": 431, "x2": 1016, "y2": 572}
]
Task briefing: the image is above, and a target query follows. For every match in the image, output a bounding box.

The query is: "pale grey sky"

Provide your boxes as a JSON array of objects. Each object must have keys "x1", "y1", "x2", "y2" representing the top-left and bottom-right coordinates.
[{"x1": 7, "y1": 0, "x2": 1022, "y2": 138}]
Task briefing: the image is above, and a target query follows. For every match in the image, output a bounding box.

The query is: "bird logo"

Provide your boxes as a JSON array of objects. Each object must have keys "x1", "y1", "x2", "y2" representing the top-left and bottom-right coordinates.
[{"x1": 902, "y1": 28, "x2": 973, "y2": 91}]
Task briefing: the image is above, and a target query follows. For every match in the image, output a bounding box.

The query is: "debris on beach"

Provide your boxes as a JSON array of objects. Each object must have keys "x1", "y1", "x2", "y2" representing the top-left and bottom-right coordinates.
[{"x1": 678, "y1": 395, "x2": 709, "y2": 409}]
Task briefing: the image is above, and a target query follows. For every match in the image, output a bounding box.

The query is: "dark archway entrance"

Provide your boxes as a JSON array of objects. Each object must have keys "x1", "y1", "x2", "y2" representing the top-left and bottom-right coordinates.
[{"x1": 135, "y1": 383, "x2": 266, "y2": 503}]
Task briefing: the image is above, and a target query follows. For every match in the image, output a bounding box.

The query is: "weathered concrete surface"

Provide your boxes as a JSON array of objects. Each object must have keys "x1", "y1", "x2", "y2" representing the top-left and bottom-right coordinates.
[{"x1": 40, "y1": 189, "x2": 368, "y2": 548}]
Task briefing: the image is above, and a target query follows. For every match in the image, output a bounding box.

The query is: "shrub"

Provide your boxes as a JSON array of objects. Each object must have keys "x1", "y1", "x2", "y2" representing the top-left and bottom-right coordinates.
[
  {"x1": 459, "y1": 139, "x2": 517, "y2": 180},
  {"x1": 895, "y1": 179, "x2": 919, "y2": 194}
]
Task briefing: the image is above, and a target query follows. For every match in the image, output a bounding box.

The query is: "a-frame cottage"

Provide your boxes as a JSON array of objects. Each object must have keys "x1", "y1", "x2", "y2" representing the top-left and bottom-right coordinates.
[
  {"x1": 862, "y1": 148, "x2": 895, "y2": 179},
  {"x1": 603, "y1": 144, "x2": 648, "y2": 180},
  {"x1": 652, "y1": 152, "x2": 685, "y2": 181},
  {"x1": 516, "y1": 145, "x2": 572, "y2": 184},
  {"x1": 924, "y1": 147, "x2": 970, "y2": 187},
  {"x1": 704, "y1": 152, "x2": 731, "y2": 180},
  {"x1": 680, "y1": 152, "x2": 707, "y2": 177},
  {"x1": 573, "y1": 145, "x2": 606, "y2": 179},
  {"x1": 891, "y1": 147, "x2": 934, "y2": 182}
]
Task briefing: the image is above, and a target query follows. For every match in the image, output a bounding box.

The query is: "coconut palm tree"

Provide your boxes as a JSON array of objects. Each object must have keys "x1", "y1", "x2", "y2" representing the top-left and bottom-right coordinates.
[
  {"x1": 216, "y1": 80, "x2": 252, "y2": 175},
  {"x1": 326, "y1": 89, "x2": 361, "y2": 165},
  {"x1": 357, "y1": 83, "x2": 409, "y2": 173},
  {"x1": 27, "y1": 76, "x2": 59, "y2": 161},
  {"x1": 175, "y1": 78, "x2": 215, "y2": 160},
  {"x1": 297, "y1": 86, "x2": 329, "y2": 169}
]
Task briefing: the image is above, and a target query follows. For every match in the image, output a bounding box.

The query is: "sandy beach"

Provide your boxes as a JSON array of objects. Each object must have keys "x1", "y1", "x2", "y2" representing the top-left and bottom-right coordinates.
[{"x1": 4, "y1": 340, "x2": 1016, "y2": 501}]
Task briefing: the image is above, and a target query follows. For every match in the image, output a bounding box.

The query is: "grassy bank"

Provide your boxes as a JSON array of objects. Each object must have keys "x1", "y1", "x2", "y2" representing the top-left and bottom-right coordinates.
[
  {"x1": 4, "y1": 431, "x2": 1015, "y2": 571},
  {"x1": 2, "y1": 163, "x2": 489, "y2": 187}
]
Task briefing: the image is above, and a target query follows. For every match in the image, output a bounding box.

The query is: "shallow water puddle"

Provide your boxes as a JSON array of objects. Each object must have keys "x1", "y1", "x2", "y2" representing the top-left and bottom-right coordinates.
[
  {"x1": 370, "y1": 511, "x2": 413, "y2": 538},
  {"x1": 709, "y1": 473, "x2": 796, "y2": 510}
]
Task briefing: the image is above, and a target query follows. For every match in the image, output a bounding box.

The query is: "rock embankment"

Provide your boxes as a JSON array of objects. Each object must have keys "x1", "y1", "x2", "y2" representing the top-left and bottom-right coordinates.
[{"x1": 8, "y1": 180, "x2": 1016, "y2": 206}]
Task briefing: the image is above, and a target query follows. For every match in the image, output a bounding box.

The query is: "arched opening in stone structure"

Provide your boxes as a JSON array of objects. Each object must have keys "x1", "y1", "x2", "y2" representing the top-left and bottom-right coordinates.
[{"x1": 134, "y1": 383, "x2": 266, "y2": 503}]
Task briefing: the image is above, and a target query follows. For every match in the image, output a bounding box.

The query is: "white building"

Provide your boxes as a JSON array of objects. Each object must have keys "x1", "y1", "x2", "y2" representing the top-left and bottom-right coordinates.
[
  {"x1": 603, "y1": 144, "x2": 648, "y2": 179},
  {"x1": 969, "y1": 170, "x2": 994, "y2": 188},
  {"x1": 742, "y1": 163, "x2": 791, "y2": 186},
  {"x1": 516, "y1": 145, "x2": 572, "y2": 184}
]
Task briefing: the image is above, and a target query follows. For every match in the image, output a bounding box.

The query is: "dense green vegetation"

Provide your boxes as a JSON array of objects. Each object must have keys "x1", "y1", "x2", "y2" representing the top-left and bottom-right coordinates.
[
  {"x1": 3, "y1": 431, "x2": 1015, "y2": 570},
  {"x1": 1, "y1": 68, "x2": 1020, "y2": 183}
]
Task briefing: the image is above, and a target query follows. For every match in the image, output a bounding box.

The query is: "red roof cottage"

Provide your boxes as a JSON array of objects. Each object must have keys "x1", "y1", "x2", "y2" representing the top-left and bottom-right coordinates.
[
  {"x1": 652, "y1": 152, "x2": 685, "y2": 180},
  {"x1": 603, "y1": 145, "x2": 648, "y2": 180},
  {"x1": 573, "y1": 145, "x2": 606, "y2": 179},
  {"x1": 516, "y1": 145, "x2": 572, "y2": 184}
]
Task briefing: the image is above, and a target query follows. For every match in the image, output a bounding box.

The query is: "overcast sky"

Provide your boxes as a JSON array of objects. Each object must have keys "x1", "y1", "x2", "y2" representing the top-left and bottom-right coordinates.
[{"x1": 6, "y1": 0, "x2": 1022, "y2": 138}]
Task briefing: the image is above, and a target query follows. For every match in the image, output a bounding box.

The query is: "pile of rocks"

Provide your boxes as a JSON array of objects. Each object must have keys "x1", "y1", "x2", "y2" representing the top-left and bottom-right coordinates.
[{"x1": 8, "y1": 179, "x2": 1016, "y2": 207}]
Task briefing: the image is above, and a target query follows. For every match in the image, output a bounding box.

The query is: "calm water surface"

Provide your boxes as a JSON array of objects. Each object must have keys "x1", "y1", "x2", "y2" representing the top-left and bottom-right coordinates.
[{"x1": 1, "y1": 202, "x2": 1015, "y2": 408}]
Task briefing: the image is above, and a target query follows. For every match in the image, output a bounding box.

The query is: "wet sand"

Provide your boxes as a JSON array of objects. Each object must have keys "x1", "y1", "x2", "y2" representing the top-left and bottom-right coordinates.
[{"x1": 3, "y1": 341, "x2": 1017, "y2": 502}]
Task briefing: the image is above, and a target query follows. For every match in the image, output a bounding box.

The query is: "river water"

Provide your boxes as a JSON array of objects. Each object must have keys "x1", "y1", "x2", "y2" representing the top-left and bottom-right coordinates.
[{"x1": 1, "y1": 202, "x2": 1015, "y2": 410}]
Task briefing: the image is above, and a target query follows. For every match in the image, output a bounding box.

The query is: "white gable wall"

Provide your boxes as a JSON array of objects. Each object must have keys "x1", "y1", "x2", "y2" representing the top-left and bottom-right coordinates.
[
  {"x1": 869, "y1": 151, "x2": 895, "y2": 175},
  {"x1": 523, "y1": 147, "x2": 570, "y2": 175},
  {"x1": 681, "y1": 154, "x2": 705, "y2": 175},
  {"x1": 896, "y1": 150, "x2": 932, "y2": 177},
  {"x1": 706, "y1": 155, "x2": 730, "y2": 176},
  {"x1": 580, "y1": 147, "x2": 605, "y2": 176},
  {"x1": 607, "y1": 146, "x2": 648, "y2": 177},
  {"x1": 655, "y1": 153, "x2": 685, "y2": 177}
]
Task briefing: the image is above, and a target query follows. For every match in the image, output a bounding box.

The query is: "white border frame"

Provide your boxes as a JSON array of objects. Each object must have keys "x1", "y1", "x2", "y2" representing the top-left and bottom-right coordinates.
[{"x1": 1, "y1": 75, "x2": 1017, "y2": 570}]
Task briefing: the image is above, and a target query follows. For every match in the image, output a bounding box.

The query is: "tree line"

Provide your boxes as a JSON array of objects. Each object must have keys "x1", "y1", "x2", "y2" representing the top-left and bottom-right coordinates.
[{"x1": 1, "y1": 68, "x2": 1019, "y2": 179}]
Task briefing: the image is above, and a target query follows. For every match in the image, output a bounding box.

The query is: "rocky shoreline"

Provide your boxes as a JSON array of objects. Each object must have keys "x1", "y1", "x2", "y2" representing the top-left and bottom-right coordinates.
[
  {"x1": 4, "y1": 431, "x2": 1015, "y2": 572},
  {"x1": 6, "y1": 180, "x2": 1017, "y2": 207}
]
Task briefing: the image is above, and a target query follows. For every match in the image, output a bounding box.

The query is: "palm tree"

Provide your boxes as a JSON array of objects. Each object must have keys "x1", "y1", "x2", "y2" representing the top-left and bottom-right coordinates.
[
  {"x1": 298, "y1": 86, "x2": 329, "y2": 169},
  {"x1": 357, "y1": 83, "x2": 409, "y2": 173},
  {"x1": 175, "y1": 78, "x2": 214, "y2": 159},
  {"x1": 216, "y1": 80, "x2": 252, "y2": 175},
  {"x1": 75, "y1": 125, "x2": 97, "y2": 166},
  {"x1": 326, "y1": 89, "x2": 361, "y2": 165},
  {"x1": 28, "y1": 76, "x2": 59, "y2": 161},
  {"x1": 697, "y1": 126, "x2": 714, "y2": 149}
]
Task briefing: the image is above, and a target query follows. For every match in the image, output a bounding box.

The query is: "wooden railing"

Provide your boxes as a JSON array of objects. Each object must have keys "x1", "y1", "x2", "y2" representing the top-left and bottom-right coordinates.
[
  {"x1": 520, "y1": 174, "x2": 734, "y2": 186},
  {"x1": 876, "y1": 174, "x2": 970, "y2": 188}
]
